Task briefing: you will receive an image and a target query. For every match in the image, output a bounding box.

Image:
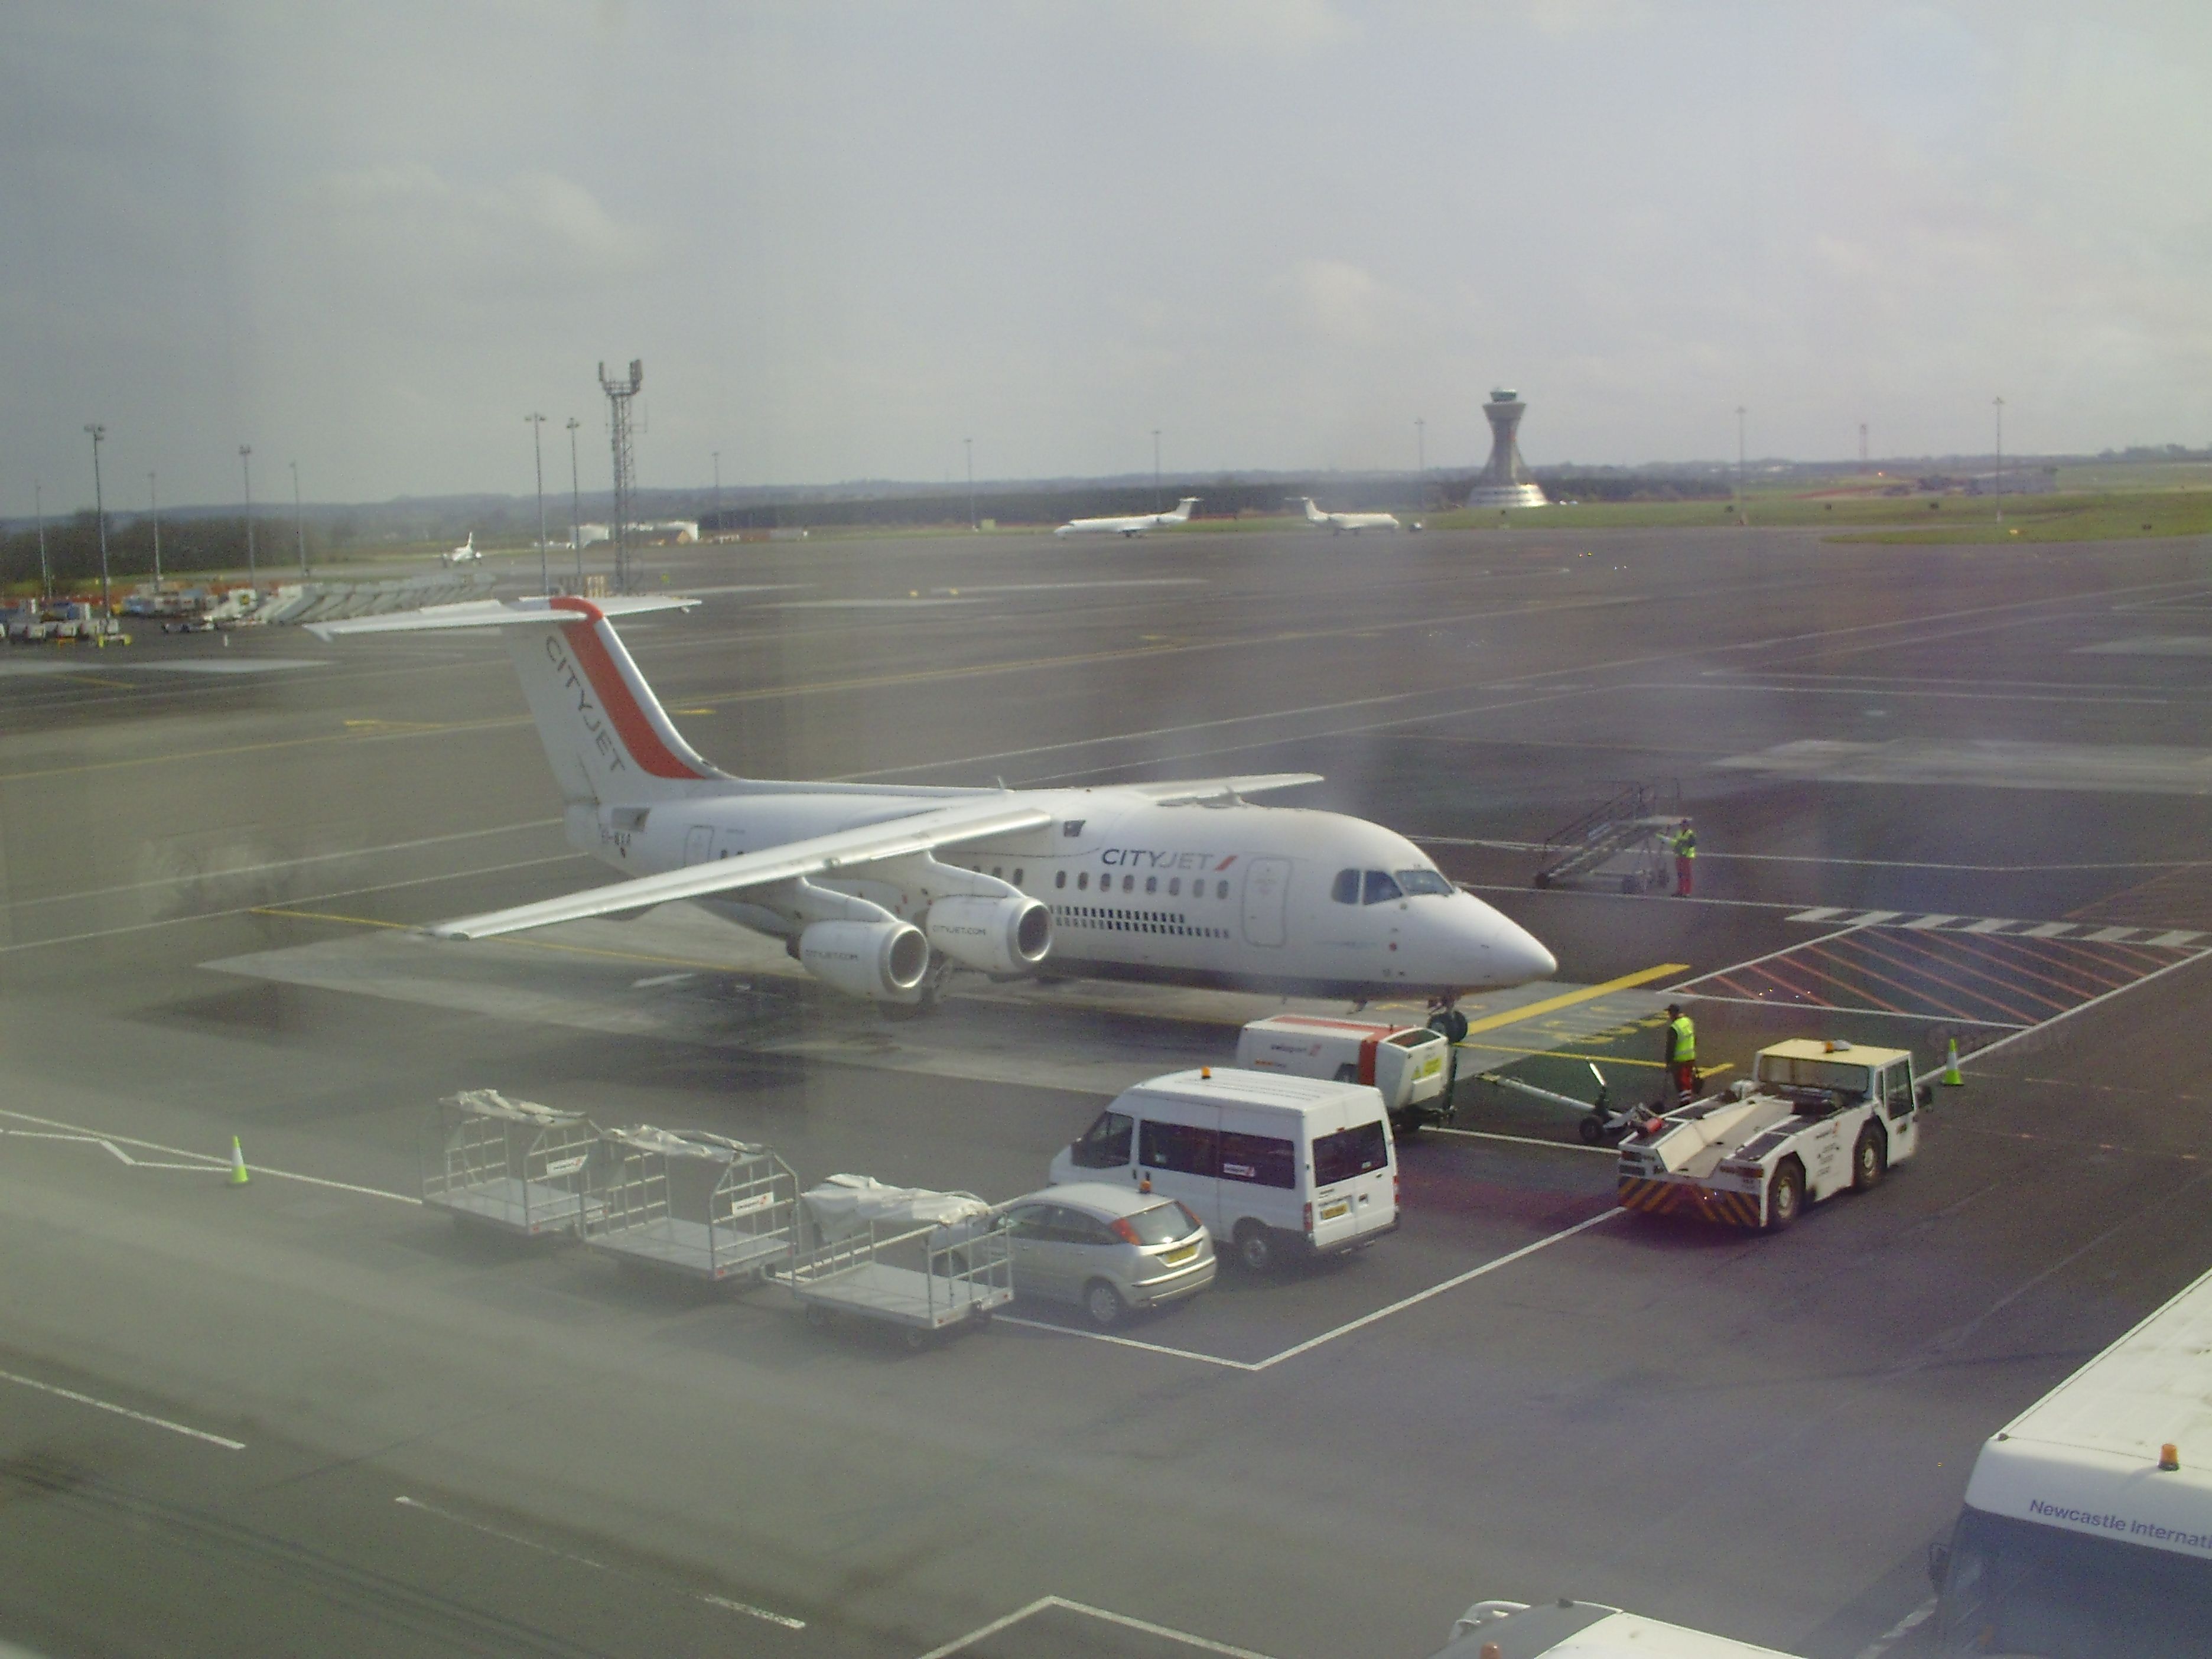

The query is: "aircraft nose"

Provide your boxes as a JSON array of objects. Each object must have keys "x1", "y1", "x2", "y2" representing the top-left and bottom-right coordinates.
[{"x1": 1455, "y1": 899, "x2": 1556, "y2": 987}]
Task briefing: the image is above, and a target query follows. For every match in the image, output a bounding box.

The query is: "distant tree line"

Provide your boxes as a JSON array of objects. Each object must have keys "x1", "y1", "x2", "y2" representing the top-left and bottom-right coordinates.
[{"x1": 0, "y1": 513, "x2": 337, "y2": 593}]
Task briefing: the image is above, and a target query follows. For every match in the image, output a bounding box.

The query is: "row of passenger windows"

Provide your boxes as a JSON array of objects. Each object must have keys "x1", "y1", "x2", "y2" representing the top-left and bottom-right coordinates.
[
  {"x1": 964, "y1": 860, "x2": 1231, "y2": 900},
  {"x1": 1329, "y1": 867, "x2": 1458, "y2": 905},
  {"x1": 1054, "y1": 905, "x2": 1229, "y2": 939},
  {"x1": 1072, "y1": 1112, "x2": 1389, "y2": 1189}
]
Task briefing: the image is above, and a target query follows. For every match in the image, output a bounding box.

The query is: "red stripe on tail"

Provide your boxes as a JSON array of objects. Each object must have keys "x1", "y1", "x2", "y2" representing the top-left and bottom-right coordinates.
[{"x1": 549, "y1": 598, "x2": 705, "y2": 781}]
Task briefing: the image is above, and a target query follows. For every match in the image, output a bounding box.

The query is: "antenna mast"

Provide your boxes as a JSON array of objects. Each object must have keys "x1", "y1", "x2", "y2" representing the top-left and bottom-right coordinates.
[{"x1": 598, "y1": 359, "x2": 643, "y2": 592}]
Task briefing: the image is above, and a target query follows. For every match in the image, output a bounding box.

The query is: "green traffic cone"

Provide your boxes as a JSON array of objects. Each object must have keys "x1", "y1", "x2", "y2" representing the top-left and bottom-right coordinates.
[
  {"x1": 226, "y1": 1136, "x2": 251, "y2": 1186},
  {"x1": 1941, "y1": 1039, "x2": 1964, "y2": 1087}
]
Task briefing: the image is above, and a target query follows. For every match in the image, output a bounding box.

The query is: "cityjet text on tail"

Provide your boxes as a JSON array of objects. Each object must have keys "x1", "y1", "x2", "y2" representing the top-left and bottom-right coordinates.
[
  {"x1": 1053, "y1": 497, "x2": 1200, "y2": 538},
  {"x1": 1299, "y1": 497, "x2": 1401, "y2": 535},
  {"x1": 308, "y1": 596, "x2": 1556, "y2": 1010}
]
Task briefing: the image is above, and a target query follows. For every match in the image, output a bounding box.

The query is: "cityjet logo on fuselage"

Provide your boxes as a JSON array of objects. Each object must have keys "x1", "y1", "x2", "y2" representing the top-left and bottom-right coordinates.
[
  {"x1": 545, "y1": 632, "x2": 627, "y2": 773},
  {"x1": 1098, "y1": 850, "x2": 1238, "y2": 872}
]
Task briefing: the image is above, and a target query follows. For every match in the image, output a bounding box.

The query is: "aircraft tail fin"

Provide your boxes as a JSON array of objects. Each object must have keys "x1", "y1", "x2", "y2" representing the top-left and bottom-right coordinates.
[
  {"x1": 311, "y1": 596, "x2": 728, "y2": 805},
  {"x1": 1302, "y1": 497, "x2": 1325, "y2": 522},
  {"x1": 1167, "y1": 496, "x2": 1200, "y2": 523}
]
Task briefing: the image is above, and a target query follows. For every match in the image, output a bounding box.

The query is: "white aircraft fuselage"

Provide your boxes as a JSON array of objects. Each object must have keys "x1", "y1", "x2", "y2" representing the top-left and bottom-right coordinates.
[
  {"x1": 1302, "y1": 498, "x2": 1401, "y2": 535},
  {"x1": 1054, "y1": 497, "x2": 1200, "y2": 538},
  {"x1": 311, "y1": 595, "x2": 1554, "y2": 1008},
  {"x1": 581, "y1": 788, "x2": 1551, "y2": 999}
]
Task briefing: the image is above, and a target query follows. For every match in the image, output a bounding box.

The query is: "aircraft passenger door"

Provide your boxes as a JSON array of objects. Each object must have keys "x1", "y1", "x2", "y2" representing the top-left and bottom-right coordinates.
[
  {"x1": 1241, "y1": 858, "x2": 1292, "y2": 948},
  {"x1": 683, "y1": 825, "x2": 714, "y2": 866}
]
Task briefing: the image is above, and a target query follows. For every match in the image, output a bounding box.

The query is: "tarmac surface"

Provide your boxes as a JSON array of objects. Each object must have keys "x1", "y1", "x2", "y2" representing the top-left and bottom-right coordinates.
[{"x1": 4, "y1": 523, "x2": 2211, "y2": 1658}]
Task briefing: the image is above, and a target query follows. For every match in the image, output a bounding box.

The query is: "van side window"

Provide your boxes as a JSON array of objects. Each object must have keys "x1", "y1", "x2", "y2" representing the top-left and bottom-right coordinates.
[
  {"x1": 1140, "y1": 1118, "x2": 1220, "y2": 1178},
  {"x1": 1362, "y1": 870, "x2": 1403, "y2": 905},
  {"x1": 1313, "y1": 1121, "x2": 1390, "y2": 1185},
  {"x1": 1884, "y1": 1063, "x2": 1914, "y2": 1119},
  {"x1": 1069, "y1": 1110, "x2": 1134, "y2": 1168},
  {"x1": 1331, "y1": 868, "x2": 1359, "y2": 904},
  {"x1": 1219, "y1": 1130, "x2": 1296, "y2": 1188}
]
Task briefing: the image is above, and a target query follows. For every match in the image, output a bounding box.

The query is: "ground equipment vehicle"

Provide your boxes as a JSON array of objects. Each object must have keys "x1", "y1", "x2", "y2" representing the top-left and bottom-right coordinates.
[
  {"x1": 1236, "y1": 1012, "x2": 1453, "y2": 1129},
  {"x1": 999, "y1": 1183, "x2": 1215, "y2": 1328},
  {"x1": 1615, "y1": 1039, "x2": 1927, "y2": 1231},
  {"x1": 1476, "y1": 1060, "x2": 1645, "y2": 1146},
  {"x1": 774, "y1": 1175, "x2": 1011, "y2": 1345},
  {"x1": 1050, "y1": 1068, "x2": 1397, "y2": 1272},
  {"x1": 1926, "y1": 1261, "x2": 2212, "y2": 1657},
  {"x1": 1435, "y1": 1597, "x2": 1798, "y2": 1657}
]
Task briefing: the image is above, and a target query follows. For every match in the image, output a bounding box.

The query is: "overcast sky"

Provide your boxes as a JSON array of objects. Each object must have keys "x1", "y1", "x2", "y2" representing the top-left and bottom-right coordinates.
[{"x1": 6, "y1": 2, "x2": 2209, "y2": 513}]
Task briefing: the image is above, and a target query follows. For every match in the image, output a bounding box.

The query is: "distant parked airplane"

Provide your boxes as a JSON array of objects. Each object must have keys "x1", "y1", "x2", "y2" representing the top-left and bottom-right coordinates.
[
  {"x1": 443, "y1": 532, "x2": 482, "y2": 564},
  {"x1": 1298, "y1": 497, "x2": 1401, "y2": 535},
  {"x1": 1053, "y1": 497, "x2": 1200, "y2": 538}
]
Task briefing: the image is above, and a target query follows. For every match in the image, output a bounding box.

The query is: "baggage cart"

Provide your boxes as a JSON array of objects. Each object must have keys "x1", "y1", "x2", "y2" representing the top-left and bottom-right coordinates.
[
  {"x1": 422, "y1": 1089, "x2": 601, "y2": 1237},
  {"x1": 775, "y1": 1177, "x2": 1011, "y2": 1346},
  {"x1": 584, "y1": 1125, "x2": 796, "y2": 1283}
]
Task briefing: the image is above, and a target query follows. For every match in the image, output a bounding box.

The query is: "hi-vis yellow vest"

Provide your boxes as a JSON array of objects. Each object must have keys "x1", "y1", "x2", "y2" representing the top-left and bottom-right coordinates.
[{"x1": 1670, "y1": 1014, "x2": 1696, "y2": 1061}]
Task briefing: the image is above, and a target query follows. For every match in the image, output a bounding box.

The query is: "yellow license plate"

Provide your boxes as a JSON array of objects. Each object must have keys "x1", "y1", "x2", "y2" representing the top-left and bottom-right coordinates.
[
  {"x1": 1163, "y1": 1244, "x2": 1197, "y2": 1266},
  {"x1": 1320, "y1": 1201, "x2": 1350, "y2": 1221}
]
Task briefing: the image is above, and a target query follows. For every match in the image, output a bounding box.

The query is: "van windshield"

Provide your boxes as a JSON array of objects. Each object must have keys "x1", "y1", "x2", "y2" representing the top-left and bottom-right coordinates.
[
  {"x1": 1070, "y1": 1110, "x2": 1133, "y2": 1168},
  {"x1": 1756, "y1": 1055, "x2": 1872, "y2": 1097},
  {"x1": 1938, "y1": 1507, "x2": 2212, "y2": 1658}
]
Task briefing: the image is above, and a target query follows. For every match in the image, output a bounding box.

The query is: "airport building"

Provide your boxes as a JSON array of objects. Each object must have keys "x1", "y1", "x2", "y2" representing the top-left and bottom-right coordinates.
[{"x1": 1464, "y1": 388, "x2": 1549, "y2": 510}]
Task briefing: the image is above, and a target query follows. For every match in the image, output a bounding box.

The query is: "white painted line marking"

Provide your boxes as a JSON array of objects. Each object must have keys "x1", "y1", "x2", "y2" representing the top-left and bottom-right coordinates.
[
  {"x1": 1002, "y1": 1209, "x2": 1624, "y2": 1373},
  {"x1": 1661, "y1": 992, "x2": 2025, "y2": 1027},
  {"x1": 1845, "y1": 910, "x2": 1902, "y2": 926},
  {"x1": 628, "y1": 971, "x2": 695, "y2": 988},
  {"x1": 1962, "y1": 947, "x2": 2212, "y2": 1068},
  {"x1": 2019, "y1": 922, "x2": 2075, "y2": 938},
  {"x1": 915, "y1": 1595, "x2": 1278, "y2": 1659},
  {"x1": 1854, "y1": 1599, "x2": 1937, "y2": 1659},
  {"x1": 2082, "y1": 926, "x2": 2141, "y2": 942},
  {"x1": 2145, "y1": 929, "x2": 2204, "y2": 947},
  {"x1": 0, "y1": 1108, "x2": 419, "y2": 1205},
  {"x1": 395, "y1": 1496, "x2": 805, "y2": 1629},
  {"x1": 1670, "y1": 922, "x2": 1871, "y2": 990},
  {"x1": 1902, "y1": 915, "x2": 1957, "y2": 929},
  {"x1": 0, "y1": 1367, "x2": 245, "y2": 1450},
  {"x1": 1963, "y1": 918, "x2": 2018, "y2": 933},
  {"x1": 1, "y1": 1129, "x2": 227, "y2": 1172},
  {"x1": 1787, "y1": 906, "x2": 1846, "y2": 922}
]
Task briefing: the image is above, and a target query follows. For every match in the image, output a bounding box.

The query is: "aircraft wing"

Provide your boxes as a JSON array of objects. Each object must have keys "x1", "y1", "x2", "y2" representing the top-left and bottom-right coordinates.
[
  {"x1": 1117, "y1": 773, "x2": 1322, "y2": 805},
  {"x1": 426, "y1": 798, "x2": 1056, "y2": 939}
]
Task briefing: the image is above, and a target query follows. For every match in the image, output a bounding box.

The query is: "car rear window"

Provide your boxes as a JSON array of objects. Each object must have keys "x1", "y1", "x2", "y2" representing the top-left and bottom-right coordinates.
[
  {"x1": 1313, "y1": 1121, "x2": 1389, "y2": 1186},
  {"x1": 1125, "y1": 1201, "x2": 1199, "y2": 1245}
]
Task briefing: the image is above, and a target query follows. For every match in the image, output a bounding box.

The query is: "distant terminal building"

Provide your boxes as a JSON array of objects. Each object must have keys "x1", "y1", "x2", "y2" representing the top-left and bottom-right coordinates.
[
  {"x1": 1464, "y1": 389, "x2": 1549, "y2": 510},
  {"x1": 571, "y1": 520, "x2": 699, "y2": 548}
]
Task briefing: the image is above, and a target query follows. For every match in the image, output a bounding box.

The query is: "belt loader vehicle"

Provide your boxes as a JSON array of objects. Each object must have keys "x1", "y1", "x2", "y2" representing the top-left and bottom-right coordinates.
[{"x1": 1615, "y1": 1039, "x2": 1931, "y2": 1231}]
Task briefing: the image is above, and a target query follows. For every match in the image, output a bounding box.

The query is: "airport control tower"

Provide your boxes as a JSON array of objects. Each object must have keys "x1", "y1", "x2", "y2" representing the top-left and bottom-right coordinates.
[{"x1": 1464, "y1": 388, "x2": 1549, "y2": 510}]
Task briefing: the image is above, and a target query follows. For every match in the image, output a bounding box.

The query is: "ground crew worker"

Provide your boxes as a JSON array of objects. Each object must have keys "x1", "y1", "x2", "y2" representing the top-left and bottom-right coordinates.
[
  {"x1": 1672, "y1": 818, "x2": 1697, "y2": 896},
  {"x1": 1664, "y1": 1003, "x2": 1697, "y2": 1102}
]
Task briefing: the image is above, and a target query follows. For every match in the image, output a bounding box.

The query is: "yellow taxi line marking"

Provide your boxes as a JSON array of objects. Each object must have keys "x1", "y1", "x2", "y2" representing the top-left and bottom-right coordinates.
[{"x1": 1455, "y1": 964, "x2": 1689, "y2": 1037}]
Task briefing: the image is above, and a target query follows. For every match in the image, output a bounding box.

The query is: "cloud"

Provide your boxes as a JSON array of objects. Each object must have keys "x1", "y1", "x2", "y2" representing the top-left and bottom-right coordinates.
[{"x1": 296, "y1": 165, "x2": 649, "y2": 289}]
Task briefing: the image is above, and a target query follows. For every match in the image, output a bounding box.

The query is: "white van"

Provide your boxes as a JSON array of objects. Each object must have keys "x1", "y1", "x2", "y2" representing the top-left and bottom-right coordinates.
[
  {"x1": 1927, "y1": 1263, "x2": 2212, "y2": 1657},
  {"x1": 1235, "y1": 1013, "x2": 1454, "y2": 1129},
  {"x1": 1435, "y1": 1598, "x2": 1799, "y2": 1657},
  {"x1": 1049, "y1": 1068, "x2": 1397, "y2": 1273}
]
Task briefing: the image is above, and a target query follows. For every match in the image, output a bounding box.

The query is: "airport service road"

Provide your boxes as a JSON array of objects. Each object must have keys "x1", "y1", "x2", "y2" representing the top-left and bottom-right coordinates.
[{"x1": 4, "y1": 526, "x2": 2212, "y2": 1658}]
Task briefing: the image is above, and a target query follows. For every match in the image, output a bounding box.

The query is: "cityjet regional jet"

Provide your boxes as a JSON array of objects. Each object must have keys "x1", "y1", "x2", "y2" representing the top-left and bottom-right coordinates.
[
  {"x1": 1053, "y1": 497, "x2": 1199, "y2": 538},
  {"x1": 1299, "y1": 497, "x2": 1401, "y2": 535},
  {"x1": 443, "y1": 532, "x2": 482, "y2": 564},
  {"x1": 309, "y1": 596, "x2": 1555, "y2": 1009}
]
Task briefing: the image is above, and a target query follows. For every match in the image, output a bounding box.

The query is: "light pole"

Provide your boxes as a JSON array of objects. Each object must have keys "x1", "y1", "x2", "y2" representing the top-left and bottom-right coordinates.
[
  {"x1": 239, "y1": 445, "x2": 257, "y2": 589},
  {"x1": 1415, "y1": 415, "x2": 1426, "y2": 479},
  {"x1": 1992, "y1": 396, "x2": 2005, "y2": 528},
  {"x1": 148, "y1": 471, "x2": 162, "y2": 584},
  {"x1": 291, "y1": 460, "x2": 307, "y2": 575},
  {"x1": 1734, "y1": 405, "x2": 1747, "y2": 525},
  {"x1": 1151, "y1": 428, "x2": 1162, "y2": 512},
  {"x1": 964, "y1": 437, "x2": 975, "y2": 531},
  {"x1": 34, "y1": 477, "x2": 49, "y2": 601},
  {"x1": 526, "y1": 412, "x2": 548, "y2": 594},
  {"x1": 565, "y1": 417, "x2": 583, "y2": 590},
  {"x1": 711, "y1": 450, "x2": 721, "y2": 544},
  {"x1": 84, "y1": 423, "x2": 110, "y2": 614}
]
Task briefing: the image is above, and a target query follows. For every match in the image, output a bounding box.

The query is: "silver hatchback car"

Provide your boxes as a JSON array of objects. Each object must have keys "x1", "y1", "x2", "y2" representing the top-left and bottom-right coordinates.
[{"x1": 1000, "y1": 1182, "x2": 1216, "y2": 1328}]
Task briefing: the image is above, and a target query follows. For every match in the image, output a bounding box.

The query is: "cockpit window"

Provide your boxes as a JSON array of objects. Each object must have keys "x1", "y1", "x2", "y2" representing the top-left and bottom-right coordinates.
[
  {"x1": 1362, "y1": 870, "x2": 1403, "y2": 905},
  {"x1": 1394, "y1": 868, "x2": 1454, "y2": 896},
  {"x1": 1331, "y1": 868, "x2": 1359, "y2": 905}
]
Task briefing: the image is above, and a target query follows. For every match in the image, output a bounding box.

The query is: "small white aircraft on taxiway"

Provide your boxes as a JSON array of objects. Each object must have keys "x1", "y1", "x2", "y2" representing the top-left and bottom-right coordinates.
[
  {"x1": 1298, "y1": 497, "x2": 1402, "y2": 535},
  {"x1": 443, "y1": 532, "x2": 482, "y2": 564},
  {"x1": 1053, "y1": 497, "x2": 1200, "y2": 538},
  {"x1": 307, "y1": 595, "x2": 1555, "y2": 1012}
]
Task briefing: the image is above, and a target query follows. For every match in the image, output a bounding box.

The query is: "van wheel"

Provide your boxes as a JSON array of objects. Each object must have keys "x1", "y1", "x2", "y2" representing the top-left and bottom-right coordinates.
[
  {"x1": 1082, "y1": 1280, "x2": 1124, "y2": 1329},
  {"x1": 1764, "y1": 1160, "x2": 1804, "y2": 1232},
  {"x1": 1234, "y1": 1222, "x2": 1279, "y2": 1274},
  {"x1": 1852, "y1": 1125, "x2": 1888, "y2": 1192}
]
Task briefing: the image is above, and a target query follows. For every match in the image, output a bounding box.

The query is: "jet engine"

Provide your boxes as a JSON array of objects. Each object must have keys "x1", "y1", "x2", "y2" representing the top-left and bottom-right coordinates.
[
  {"x1": 798, "y1": 919, "x2": 931, "y2": 1003},
  {"x1": 925, "y1": 894, "x2": 1052, "y2": 977}
]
